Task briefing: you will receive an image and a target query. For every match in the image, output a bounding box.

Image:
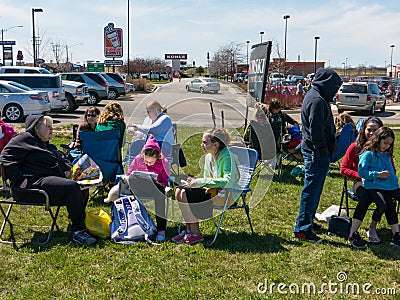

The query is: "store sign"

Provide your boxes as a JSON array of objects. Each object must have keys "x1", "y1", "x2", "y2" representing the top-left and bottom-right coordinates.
[
  {"x1": 165, "y1": 54, "x2": 187, "y2": 60},
  {"x1": 104, "y1": 23, "x2": 123, "y2": 58}
]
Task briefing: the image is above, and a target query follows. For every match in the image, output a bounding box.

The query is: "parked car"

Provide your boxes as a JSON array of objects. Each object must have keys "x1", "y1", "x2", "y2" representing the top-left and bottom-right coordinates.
[
  {"x1": 185, "y1": 78, "x2": 220, "y2": 93},
  {"x1": 233, "y1": 73, "x2": 246, "y2": 82},
  {"x1": 0, "y1": 80, "x2": 51, "y2": 122},
  {"x1": 0, "y1": 73, "x2": 66, "y2": 111},
  {"x1": 59, "y1": 72, "x2": 108, "y2": 105},
  {"x1": 0, "y1": 66, "x2": 51, "y2": 74},
  {"x1": 243, "y1": 74, "x2": 248, "y2": 84},
  {"x1": 140, "y1": 72, "x2": 168, "y2": 80},
  {"x1": 335, "y1": 82, "x2": 386, "y2": 115},
  {"x1": 125, "y1": 83, "x2": 135, "y2": 93},
  {"x1": 62, "y1": 80, "x2": 89, "y2": 112},
  {"x1": 268, "y1": 72, "x2": 285, "y2": 82},
  {"x1": 286, "y1": 74, "x2": 304, "y2": 82},
  {"x1": 101, "y1": 73, "x2": 126, "y2": 100}
]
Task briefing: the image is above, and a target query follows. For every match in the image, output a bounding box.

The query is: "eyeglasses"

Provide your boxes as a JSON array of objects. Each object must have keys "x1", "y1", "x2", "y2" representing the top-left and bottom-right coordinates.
[{"x1": 87, "y1": 114, "x2": 98, "y2": 118}]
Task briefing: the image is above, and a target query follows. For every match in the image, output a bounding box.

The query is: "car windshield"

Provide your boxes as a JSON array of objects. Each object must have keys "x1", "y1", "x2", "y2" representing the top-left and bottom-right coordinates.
[
  {"x1": 8, "y1": 81, "x2": 34, "y2": 91},
  {"x1": 203, "y1": 79, "x2": 216, "y2": 82},
  {"x1": 342, "y1": 84, "x2": 367, "y2": 94}
]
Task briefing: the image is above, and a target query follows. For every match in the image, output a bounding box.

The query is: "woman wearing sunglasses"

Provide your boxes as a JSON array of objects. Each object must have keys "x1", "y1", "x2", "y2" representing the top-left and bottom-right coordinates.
[{"x1": 74, "y1": 106, "x2": 100, "y2": 149}]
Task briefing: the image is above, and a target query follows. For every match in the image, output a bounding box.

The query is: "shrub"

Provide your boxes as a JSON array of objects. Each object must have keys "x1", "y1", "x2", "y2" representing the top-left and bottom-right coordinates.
[{"x1": 132, "y1": 78, "x2": 154, "y2": 92}]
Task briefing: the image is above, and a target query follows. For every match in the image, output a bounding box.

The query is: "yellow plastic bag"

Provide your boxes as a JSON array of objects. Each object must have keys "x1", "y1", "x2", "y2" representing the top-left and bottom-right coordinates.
[{"x1": 85, "y1": 207, "x2": 112, "y2": 239}]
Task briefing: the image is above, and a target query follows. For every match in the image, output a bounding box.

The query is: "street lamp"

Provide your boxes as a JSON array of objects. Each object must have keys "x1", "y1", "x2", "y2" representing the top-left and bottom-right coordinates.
[
  {"x1": 260, "y1": 31, "x2": 264, "y2": 43},
  {"x1": 283, "y1": 15, "x2": 290, "y2": 76},
  {"x1": 127, "y1": 0, "x2": 130, "y2": 76},
  {"x1": 1, "y1": 25, "x2": 23, "y2": 66},
  {"x1": 32, "y1": 8, "x2": 43, "y2": 67},
  {"x1": 390, "y1": 44, "x2": 395, "y2": 78},
  {"x1": 246, "y1": 40, "x2": 250, "y2": 69},
  {"x1": 345, "y1": 57, "x2": 348, "y2": 77},
  {"x1": 314, "y1": 36, "x2": 320, "y2": 74},
  {"x1": 342, "y1": 62, "x2": 345, "y2": 76}
]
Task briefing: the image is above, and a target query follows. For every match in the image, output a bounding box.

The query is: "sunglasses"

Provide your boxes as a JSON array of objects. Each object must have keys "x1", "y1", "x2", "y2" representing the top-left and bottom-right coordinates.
[{"x1": 87, "y1": 114, "x2": 98, "y2": 118}]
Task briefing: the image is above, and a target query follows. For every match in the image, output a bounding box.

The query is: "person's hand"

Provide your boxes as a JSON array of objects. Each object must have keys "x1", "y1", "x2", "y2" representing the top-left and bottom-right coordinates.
[
  {"x1": 378, "y1": 171, "x2": 390, "y2": 178},
  {"x1": 20, "y1": 179, "x2": 28, "y2": 189},
  {"x1": 187, "y1": 177, "x2": 196, "y2": 188}
]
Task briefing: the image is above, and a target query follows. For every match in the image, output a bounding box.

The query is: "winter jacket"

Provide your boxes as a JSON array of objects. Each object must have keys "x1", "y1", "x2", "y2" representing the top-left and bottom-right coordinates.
[
  {"x1": 0, "y1": 114, "x2": 72, "y2": 187},
  {"x1": 300, "y1": 68, "x2": 342, "y2": 156},
  {"x1": 358, "y1": 150, "x2": 398, "y2": 191},
  {"x1": 127, "y1": 135, "x2": 170, "y2": 186},
  {"x1": 136, "y1": 113, "x2": 174, "y2": 146}
]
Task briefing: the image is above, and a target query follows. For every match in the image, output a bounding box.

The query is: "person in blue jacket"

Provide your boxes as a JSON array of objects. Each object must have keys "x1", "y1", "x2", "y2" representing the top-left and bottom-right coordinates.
[
  {"x1": 358, "y1": 126, "x2": 400, "y2": 246},
  {"x1": 294, "y1": 68, "x2": 342, "y2": 243}
]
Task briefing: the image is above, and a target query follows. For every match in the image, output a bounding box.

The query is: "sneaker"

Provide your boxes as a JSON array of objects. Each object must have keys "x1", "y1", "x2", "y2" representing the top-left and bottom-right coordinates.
[
  {"x1": 156, "y1": 231, "x2": 166, "y2": 242},
  {"x1": 366, "y1": 230, "x2": 382, "y2": 245},
  {"x1": 348, "y1": 231, "x2": 367, "y2": 249},
  {"x1": 312, "y1": 222, "x2": 322, "y2": 230},
  {"x1": 73, "y1": 230, "x2": 97, "y2": 245},
  {"x1": 183, "y1": 232, "x2": 204, "y2": 245},
  {"x1": 294, "y1": 231, "x2": 323, "y2": 244},
  {"x1": 171, "y1": 230, "x2": 188, "y2": 243},
  {"x1": 390, "y1": 232, "x2": 400, "y2": 246}
]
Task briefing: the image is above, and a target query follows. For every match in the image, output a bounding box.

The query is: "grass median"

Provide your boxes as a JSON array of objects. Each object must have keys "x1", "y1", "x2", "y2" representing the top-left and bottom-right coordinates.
[{"x1": 0, "y1": 125, "x2": 399, "y2": 299}]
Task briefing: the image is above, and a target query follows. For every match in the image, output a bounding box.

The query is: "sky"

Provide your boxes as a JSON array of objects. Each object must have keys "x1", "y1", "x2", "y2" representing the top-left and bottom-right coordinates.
[{"x1": 1, "y1": 0, "x2": 400, "y2": 69}]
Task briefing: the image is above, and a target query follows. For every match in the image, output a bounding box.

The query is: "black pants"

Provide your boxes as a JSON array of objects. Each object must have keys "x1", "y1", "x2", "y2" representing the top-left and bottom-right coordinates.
[
  {"x1": 30, "y1": 176, "x2": 87, "y2": 232},
  {"x1": 363, "y1": 188, "x2": 399, "y2": 225}
]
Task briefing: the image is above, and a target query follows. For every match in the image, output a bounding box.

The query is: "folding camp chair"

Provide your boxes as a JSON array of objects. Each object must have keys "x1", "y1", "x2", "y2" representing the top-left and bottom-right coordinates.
[
  {"x1": 122, "y1": 139, "x2": 146, "y2": 170},
  {"x1": 330, "y1": 122, "x2": 357, "y2": 167},
  {"x1": 209, "y1": 146, "x2": 258, "y2": 245},
  {"x1": 0, "y1": 163, "x2": 60, "y2": 245}
]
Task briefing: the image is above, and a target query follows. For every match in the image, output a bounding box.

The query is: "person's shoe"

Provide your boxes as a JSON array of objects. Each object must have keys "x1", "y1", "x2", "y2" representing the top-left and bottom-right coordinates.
[
  {"x1": 183, "y1": 232, "x2": 204, "y2": 245},
  {"x1": 294, "y1": 231, "x2": 323, "y2": 244},
  {"x1": 171, "y1": 230, "x2": 188, "y2": 243},
  {"x1": 348, "y1": 231, "x2": 367, "y2": 249},
  {"x1": 156, "y1": 231, "x2": 166, "y2": 242},
  {"x1": 390, "y1": 232, "x2": 400, "y2": 246},
  {"x1": 73, "y1": 230, "x2": 97, "y2": 245},
  {"x1": 312, "y1": 222, "x2": 322, "y2": 230},
  {"x1": 366, "y1": 230, "x2": 382, "y2": 245}
]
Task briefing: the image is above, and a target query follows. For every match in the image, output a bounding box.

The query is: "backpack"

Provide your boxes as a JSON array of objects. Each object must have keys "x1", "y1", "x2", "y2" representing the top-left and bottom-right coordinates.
[{"x1": 110, "y1": 195, "x2": 157, "y2": 244}]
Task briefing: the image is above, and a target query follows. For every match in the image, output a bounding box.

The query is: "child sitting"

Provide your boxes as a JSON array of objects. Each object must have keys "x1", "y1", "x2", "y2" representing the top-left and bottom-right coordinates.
[{"x1": 104, "y1": 135, "x2": 170, "y2": 242}]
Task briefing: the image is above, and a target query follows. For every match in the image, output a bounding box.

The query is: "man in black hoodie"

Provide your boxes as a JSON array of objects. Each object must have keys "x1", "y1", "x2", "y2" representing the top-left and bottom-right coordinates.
[
  {"x1": 294, "y1": 68, "x2": 342, "y2": 243},
  {"x1": 0, "y1": 114, "x2": 96, "y2": 245}
]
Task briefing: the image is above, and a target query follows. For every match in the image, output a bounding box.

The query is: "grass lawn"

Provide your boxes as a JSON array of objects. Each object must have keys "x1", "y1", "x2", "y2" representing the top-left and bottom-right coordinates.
[{"x1": 0, "y1": 126, "x2": 399, "y2": 299}]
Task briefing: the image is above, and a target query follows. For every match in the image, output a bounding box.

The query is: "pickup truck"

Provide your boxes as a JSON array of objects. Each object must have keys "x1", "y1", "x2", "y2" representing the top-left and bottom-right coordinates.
[
  {"x1": 63, "y1": 80, "x2": 89, "y2": 112},
  {"x1": 140, "y1": 72, "x2": 168, "y2": 80}
]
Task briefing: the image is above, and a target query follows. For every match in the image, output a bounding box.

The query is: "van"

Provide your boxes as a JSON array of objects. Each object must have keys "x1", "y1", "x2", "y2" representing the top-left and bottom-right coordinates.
[
  {"x1": 0, "y1": 74, "x2": 66, "y2": 110},
  {"x1": 0, "y1": 66, "x2": 51, "y2": 74}
]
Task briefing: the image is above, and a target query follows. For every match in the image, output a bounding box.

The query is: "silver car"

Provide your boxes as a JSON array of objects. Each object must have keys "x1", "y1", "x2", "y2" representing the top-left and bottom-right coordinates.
[
  {"x1": 101, "y1": 73, "x2": 126, "y2": 100},
  {"x1": 185, "y1": 78, "x2": 220, "y2": 94},
  {"x1": 0, "y1": 80, "x2": 51, "y2": 122}
]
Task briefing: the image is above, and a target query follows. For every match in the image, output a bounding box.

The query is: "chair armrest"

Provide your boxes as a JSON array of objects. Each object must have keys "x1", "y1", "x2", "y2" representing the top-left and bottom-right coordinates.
[{"x1": 11, "y1": 187, "x2": 51, "y2": 210}]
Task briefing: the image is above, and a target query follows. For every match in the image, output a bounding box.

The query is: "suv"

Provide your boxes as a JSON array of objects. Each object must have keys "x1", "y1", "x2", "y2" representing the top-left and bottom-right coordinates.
[
  {"x1": 335, "y1": 82, "x2": 386, "y2": 115},
  {"x1": 0, "y1": 73, "x2": 66, "y2": 110},
  {"x1": 59, "y1": 72, "x2": 109, "y2": 105},
  {"x1": 0, "y1": 66, "x2": 51, "y2": 74},
  {"x1": 101, "y1": 73, "x2": 126, "y2": 100}
]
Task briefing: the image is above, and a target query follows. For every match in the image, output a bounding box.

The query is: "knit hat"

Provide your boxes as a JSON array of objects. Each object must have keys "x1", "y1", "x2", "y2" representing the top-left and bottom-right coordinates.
[{"x1": 143, "y1": 135, "x2": 161, "y2": 152}]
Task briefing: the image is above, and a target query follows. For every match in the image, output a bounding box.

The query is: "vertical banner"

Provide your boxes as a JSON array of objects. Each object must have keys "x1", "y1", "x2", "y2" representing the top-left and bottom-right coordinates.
[
  {"x1": 104, "y1": 23, "x2": 123, "y2": 58},
  {"x1": 248, "y1": 41, "x2": 272, "y2": 102}
]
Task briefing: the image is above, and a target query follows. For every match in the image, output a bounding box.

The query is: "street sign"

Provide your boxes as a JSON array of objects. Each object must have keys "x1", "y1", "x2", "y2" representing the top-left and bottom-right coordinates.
[
  {"x1": 0, "y1": 41, "x2": 16, "y2": 46},
  {"x1": 87, "y1": 62, "x2": 105, "y2": 72},
  {"x1": 104, "y1": 59, "x2": 123, "y2": 66}
]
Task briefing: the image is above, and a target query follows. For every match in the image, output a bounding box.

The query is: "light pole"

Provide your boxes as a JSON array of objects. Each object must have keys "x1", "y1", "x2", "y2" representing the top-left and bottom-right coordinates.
[
  {"x1": 66, "y1": 43, "x2": 83, "y2": 70},
  {"x1": 1, "y1": 25, "x2": 23, "y2": 66},
  {"x1": 390, "y1": 44, "x2": 395, "y2": 78},
  {"x1": 345, "y1": 57, "x2": 348, "y2": 77},
  {"x1": 246, "y1": 40, "x2": 250, "y2": 69},
  {"x1": 314, "y1": 36, "x2": 320, "y2": 74},
  {"x1": 342, "y1": 62, "x2": 345, "y2": 76},
  {"x1": 127, "y1": 0, "x2": 130, "y2": 76},
  {"x1": 32, "y1": 8, "x2": 43, "y2": 67},
  {"x1": 283, "y1": 15, "x2": 290, "y2": 76},
  {"x1": 259, "y1": 31, "x2": 264, "y2": 43}
]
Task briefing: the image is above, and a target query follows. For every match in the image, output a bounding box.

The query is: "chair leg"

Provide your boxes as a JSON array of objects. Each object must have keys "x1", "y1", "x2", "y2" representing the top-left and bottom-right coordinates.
[
  {"x1": 242, "y1": 197, "x2": 254, "y2": 234},
  {"x1": 0, "y1": 203, "x2": 14, "y2": 244},
  {"x1": 209, "y1": 211, "x2": 226, "y2": 246}
]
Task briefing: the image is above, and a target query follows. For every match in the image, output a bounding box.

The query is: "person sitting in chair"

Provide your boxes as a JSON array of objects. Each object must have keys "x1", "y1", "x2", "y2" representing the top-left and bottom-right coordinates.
[
  {"x1": 96, "y1": 101, "x2": 126, "y2": 149},
  {"x1": 74, "y1": 106, "x2": 100, "y2": 150},
  {"x1": 0, "y1": 114, "x2": 96, "y2": 245}
]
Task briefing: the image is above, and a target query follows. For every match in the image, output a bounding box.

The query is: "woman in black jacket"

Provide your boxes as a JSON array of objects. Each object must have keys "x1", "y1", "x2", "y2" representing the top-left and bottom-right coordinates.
[{"x1": 0, "y1": 114, "x2": 96, "y2": 245}]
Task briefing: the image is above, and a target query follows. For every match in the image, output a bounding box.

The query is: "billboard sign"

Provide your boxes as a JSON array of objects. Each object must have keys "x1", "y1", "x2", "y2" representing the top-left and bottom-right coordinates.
[
  {"x1": 104, "y1": 23, "x2": 123, "y2": 58},
  {"x1": 165, "y1": 54, "x2": 187, "y2": 60},
  {"x1": 248, "y1": 41, "x2": 272, "y2": 102}
]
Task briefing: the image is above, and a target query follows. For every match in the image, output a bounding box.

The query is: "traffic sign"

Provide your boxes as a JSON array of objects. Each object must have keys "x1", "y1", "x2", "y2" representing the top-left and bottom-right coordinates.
[
  {"x1": 104, "y1": 60, "x2": 123, "y2": 66},
  {"x1": 0, "y1": 41, "x2": 16, "y2": 46},
  {"x1": 87, "y1": 62, "x2": 105, "y2": 72}
]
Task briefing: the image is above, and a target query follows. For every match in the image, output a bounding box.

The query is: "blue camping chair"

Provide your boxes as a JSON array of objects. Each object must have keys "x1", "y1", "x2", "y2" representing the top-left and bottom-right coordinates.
[
  {"x1": 209, "y1": 146, "x2": 258, "y2": 245},
  {"x1": 330, "y1": 122, "x2": 357, "y2": 164},
  {"x1": 80, "y1": 130, "x2": 123, "y2": 183}
]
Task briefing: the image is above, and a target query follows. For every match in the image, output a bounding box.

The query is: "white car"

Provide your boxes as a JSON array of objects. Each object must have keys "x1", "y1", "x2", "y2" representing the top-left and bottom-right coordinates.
[
  {"x1": 0, "y1": 80, "x2": 51, "y2": 122},
  {"x1": 185, "y1": 78, "x2": 220, "y2": 94},
  {"x1": 125, "y1": 83, "x2": 135, "y2": 93}
]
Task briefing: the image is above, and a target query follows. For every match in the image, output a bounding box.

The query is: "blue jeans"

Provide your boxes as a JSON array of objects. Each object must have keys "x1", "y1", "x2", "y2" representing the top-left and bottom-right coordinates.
[{"x1": 294, "y1": 150, "x2": 330, "y2": 233}]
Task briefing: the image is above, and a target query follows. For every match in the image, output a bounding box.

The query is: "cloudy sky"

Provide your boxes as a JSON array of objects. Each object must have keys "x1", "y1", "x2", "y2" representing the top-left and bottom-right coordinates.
[{"x1": 1, "y1": 0, "x2": 400, "y2": 69}]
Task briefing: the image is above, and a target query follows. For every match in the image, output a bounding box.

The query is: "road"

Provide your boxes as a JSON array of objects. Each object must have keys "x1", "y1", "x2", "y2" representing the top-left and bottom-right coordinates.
[{"x1": 29, "y1": 78, "x2": 400, "y2": 128}]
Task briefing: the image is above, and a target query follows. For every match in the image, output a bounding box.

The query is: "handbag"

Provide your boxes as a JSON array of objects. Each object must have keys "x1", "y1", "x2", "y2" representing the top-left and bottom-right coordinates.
[
  {"x1": 85, "y1": 207, "x2": 112, "y2": 239},
  {"x1": 328, "y1": 215, "x2": 351, "y2": 238}
]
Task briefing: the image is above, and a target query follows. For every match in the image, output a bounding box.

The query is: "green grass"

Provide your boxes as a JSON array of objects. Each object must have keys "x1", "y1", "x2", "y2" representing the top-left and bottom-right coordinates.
[{"x1": 0, "y1": 126, "x2": 399, "y2": 299}]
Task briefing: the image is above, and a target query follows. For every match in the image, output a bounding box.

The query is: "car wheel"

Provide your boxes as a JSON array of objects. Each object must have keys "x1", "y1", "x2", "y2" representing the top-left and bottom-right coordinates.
[
  {"x1": 337, "y1": 109, "x2": 344, "y2": 114},
  {"x1": 186, "y1": 85, "x2": 190, "y2": 91},
  {"x1": 4, "y1": 104, "x2": 23, "y2": 122},
  {"x1": 87, "y1": 92, "x2": 99, "y2": 105},
  {"x1": 370, "y1": 104, "x2": 376, "y2": 115},
  {"x1": 200, "y1": 87, "x2": 204, "y2": 94},
  {"x1": 214, "y1": 90, "x2": 218, "y2": 94},
  {"x1": 64, "y1": 94, "x2": 76, "y2": 113},
  {"x1": 381, "y1": 101, "x2": 386, "y2": 112},
  {"x1": 108, "y1": 89, "x2": 119, "y2": 100}
]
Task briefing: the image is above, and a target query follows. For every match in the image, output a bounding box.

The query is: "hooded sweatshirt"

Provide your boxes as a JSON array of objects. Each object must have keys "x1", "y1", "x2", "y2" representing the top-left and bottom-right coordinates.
[
  {"x1": 0, "y1": 114, "x2": 71, "y2": 187},
  {"x1": 301, "y1": 68, "x2": 343, "y2": 156},
  {"x1": 126, "y1": 135, "x2": 170, "y2": 186}
]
